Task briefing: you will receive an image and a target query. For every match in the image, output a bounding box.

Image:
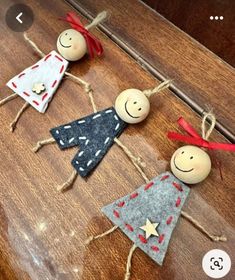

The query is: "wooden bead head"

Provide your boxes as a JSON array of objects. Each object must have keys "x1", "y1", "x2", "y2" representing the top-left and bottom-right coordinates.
[
  {"x1": 115, "y1": 89, "x2": 150, "y2": 124},
  {"x1": 57, "y1": 29, "x2": 87, "y2": 61},
  {"x1": 170, "y1": 145, "x2": 211, "y2": 184}
]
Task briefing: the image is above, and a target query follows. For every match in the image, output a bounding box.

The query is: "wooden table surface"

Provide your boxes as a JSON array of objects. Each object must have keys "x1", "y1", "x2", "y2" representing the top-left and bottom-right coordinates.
[
  {"x1": 143, "y1": 0, "x2": 235, "y2": 67},
  {"x1": 67, "y1": 0, "x2": 235, "y2": 142},
  {"x1": 0, "y1": 0, "x2": 234, "y2": 279}
]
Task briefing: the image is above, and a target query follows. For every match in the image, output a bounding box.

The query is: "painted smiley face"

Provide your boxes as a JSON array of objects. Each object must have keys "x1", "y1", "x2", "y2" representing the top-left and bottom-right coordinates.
[
  {"x1": 58, "y1": 34, "x2": 72, "y2": 48},
  {"x1": 56, "y1": 29, "x2": 87, "y2": 61},
  {"x1": 170, "y1": 145, "x2": 211, "y2": 184},
  {"x1": 115, "y1": 89, "x2": 150, "y2": 124}
]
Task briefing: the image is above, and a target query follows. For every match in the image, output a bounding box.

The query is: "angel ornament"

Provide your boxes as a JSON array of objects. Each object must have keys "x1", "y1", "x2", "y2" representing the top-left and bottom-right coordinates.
[
  {"x1": 85, "y1": 112, "x2": 235, "y2": 280},
  {"x1": 33, "y1": 80, "x2": 171, "y2": 191},
  {"x1": 0, "y1": 11, "x2": 107, "y2": 132}
]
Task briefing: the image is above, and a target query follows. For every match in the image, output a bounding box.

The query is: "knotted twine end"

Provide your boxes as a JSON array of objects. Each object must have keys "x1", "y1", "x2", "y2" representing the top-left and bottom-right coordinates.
[
  {"x1": 32, "y1": 137, "x2": 56, "y2": 153},
  {"x1": 211, "y1": 235, "x2": 227, "y2": 242},
  {"x1": 85, "y1": 225, "x2": 118, "y2": 246},
  {"x1": 10, "y1": 102, "x2": 30, "y2": 132},
  {"x1": 57, "y1": 170, "x2": 78, "y2": 192},
  {"x1": 85, "y1": 236, "x2": 94, "y2": 245}
]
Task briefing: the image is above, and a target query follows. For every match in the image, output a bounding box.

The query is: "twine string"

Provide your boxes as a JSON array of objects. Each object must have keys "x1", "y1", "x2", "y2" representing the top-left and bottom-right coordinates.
[
  {"x1": 24, "y1": 33, "x2": 45, "y2": 58},
  {"x1": 0, "y1": 93, "x2": 18, "y2": 106},
  {"x1": 128, "y1": 158, "x2": 149, "y2": 184},
  {"x1": 181, "y1": 210, "x2": 227, "y2": 242},
  {"x1": 57, "y1": 170, "x2": 78, "y2": 192},
  {"x1": 65, "y1": 72, "x2": 97, "y2": 113},
  {"x1": 143, "y1": 79, "x2": 171, "y2": 98},
  {"x1": 33, "y1": 137, "x2": 56, "y2": 153},
  {"x1": 10, "y1": 102, "x2": 30, "y2": 132},
  {"x1": 201, "y1": 111, "x2": 216, "y2": 141},
  {"x1": 85, "y1": 11, "x2": 108, "y2": 30},
  {"x1": 85, "y1": 225, "x2": 118, "y2": 245},
  {"x1": 201, "y1": 112, "x2": 223, "y2": 180},
  {"x1": 124, "y1": 244, "x2": 137, "y2": 280},
  {"x1": 114, "y1": 138, "x2": 146, "y2": 168}
]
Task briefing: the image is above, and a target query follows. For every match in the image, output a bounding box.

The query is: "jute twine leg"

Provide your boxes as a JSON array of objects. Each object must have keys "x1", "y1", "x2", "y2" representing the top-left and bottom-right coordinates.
[
  {"x1": 10, "y1": 102, "x2": 30, "y2": 132},
  {"x1": 85, "y1": 225, "x2": 118, "y2": 245},
  {"x1": 57, "y1": 170, "x2": 78, "y2": 192},
  {"x1": 181, "y1": 210, "x2": 227, "y2": 242},
  {"x1": 0, "y1": 93, "x2": 18, "y2": 106},
  {"x1": 33, "y1": 137, "x2": 56, "y2": 153},
  {"x1": 124, "y1": 244, "x2": 137, "y2": 280}
]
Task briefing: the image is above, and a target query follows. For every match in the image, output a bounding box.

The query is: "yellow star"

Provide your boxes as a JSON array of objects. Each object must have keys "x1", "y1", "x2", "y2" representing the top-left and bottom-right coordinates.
[{"x1": 140, "y1": 219, "x2": 160, "y2": 239}]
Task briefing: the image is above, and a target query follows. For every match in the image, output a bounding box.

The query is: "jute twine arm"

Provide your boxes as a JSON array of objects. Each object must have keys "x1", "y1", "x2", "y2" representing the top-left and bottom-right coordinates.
[
  {"x1": 85, "y1": 225, "x2": 119, "y2": 245},
  {"x1": 24, "y1": 33, "x2": 45, "y2": 58},
  {"x1": 114, "y1": 137, "x2": 149, "y2": 184},
  {"x1": 33, "y1": 137, "x2": 56, "y2": 153},
  {"x1": 0, "y1": 93, "x2": 18, "y2": 106},
  {"x1": 114, "y1": 138, "x2": 146, "y2": 168},
  {"x1": 65, "y1": 72, "x2": 97, "y2": 113},
  {"x1": 181, "y1": 210, "x2": 227, "y2": 242}
]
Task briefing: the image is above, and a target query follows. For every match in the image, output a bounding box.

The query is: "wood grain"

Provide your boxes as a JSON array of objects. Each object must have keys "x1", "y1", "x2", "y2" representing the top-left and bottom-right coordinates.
[
  {"x1": 0, "y1": 0, "x2": 234, "y2": 279},
  {"x1": 66, "y1": 0, "x2": 235, "y2": 141},
  {"x1": 143, "y1": 0, "x2": 235, "y2": 67}
]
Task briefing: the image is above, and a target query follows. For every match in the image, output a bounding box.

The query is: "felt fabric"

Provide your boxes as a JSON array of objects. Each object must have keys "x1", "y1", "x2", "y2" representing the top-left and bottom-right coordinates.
[
  {"x1": 6, "y1": 51, "x2": 68, "y2": 113},
  {"x1": 102, "y1": 172, "x2": 190, "y2": 266},
  {"x1": 50, "y1": 107, "x2": 127, "y2": 177}
]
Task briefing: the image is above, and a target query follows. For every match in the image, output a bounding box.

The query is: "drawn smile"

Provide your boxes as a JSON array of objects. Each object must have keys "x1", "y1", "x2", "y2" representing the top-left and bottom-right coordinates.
[
  {"x1": 173, "y1": 156, "x2": 194, "y2": 173},
  {"x1": 125, "y1": 101, "x2": 140, "y2": 119},
  {"x1": 59, "y1": 36, "x2": 72, "y2": 48}
]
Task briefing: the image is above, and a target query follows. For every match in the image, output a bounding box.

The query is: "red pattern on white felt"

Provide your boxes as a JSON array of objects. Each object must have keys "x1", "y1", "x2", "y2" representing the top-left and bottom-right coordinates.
[{"x1": 6, "y1": 50, "x2": 68, "y2": 113}]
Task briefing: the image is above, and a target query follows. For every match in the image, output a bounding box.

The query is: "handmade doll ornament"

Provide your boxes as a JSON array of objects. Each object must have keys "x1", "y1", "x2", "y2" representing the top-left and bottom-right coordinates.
[
  {"x1": 0, "y1": 11, "x2": 107, "y2": 131},
  {"x1": 85, "y1": 112, "x2": 235, "y2": 280},
  {"x1": 33, "y1": 80, "x2": 171, "y2": 191}
]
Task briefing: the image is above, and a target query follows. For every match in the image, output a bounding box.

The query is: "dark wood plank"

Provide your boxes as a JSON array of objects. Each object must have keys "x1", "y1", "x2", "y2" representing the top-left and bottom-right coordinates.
[
  {"x1": 67, "y1": 0, "x2": 235, "y2": 141},
  {"x1": 0, "y1": 0, "x2": 234, "y2": 279},
  {"x1": 142, "y1": 0, "x2": 235, "y2": 67}
]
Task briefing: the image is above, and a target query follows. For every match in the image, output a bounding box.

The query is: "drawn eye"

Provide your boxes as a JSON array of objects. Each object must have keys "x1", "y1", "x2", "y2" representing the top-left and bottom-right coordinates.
[
  {"x1": 138, "y1": 108, "x2": 142, "y2": 111},
  {"x1": 190, "y1": 156, "x2": 194, "y2": 160},
  {"x1": 181, "y1": 151, "x2": 185, "y2": 154},
  {"x1": 133, "y1": 101, "x2": 137, "y2": 104},
  {"x1": 65, "y1": 33, "x2": 68, "y2": 36},
  {"x1": 69, "y1": 38, "x2": 72, "y2": 41}
]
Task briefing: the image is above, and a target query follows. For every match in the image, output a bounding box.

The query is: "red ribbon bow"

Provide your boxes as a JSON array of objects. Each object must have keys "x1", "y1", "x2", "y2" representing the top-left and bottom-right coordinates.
[
  {"x1": 167, "y1": 117, "x2": 235, "y2": 152},
  {"x1": 60, "y1": 12, "x2": 103, "y2": 58}
]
